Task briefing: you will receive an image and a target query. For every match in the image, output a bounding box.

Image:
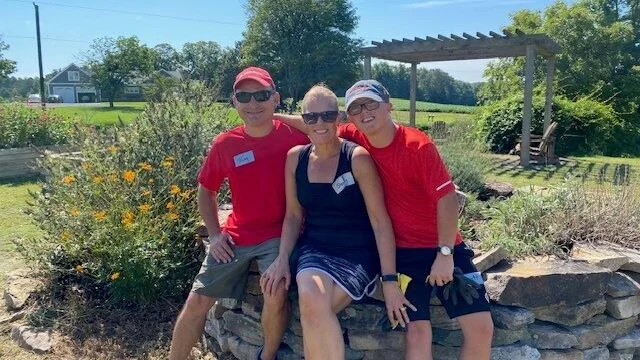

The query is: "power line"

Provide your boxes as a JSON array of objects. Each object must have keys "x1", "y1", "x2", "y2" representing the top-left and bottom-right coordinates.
[
  {"x1": 2, "y1": 0, "x2": 243, "y2": 26},
  {"x1": 3, "y1": 34, "x2": 90, "y2": 43}
]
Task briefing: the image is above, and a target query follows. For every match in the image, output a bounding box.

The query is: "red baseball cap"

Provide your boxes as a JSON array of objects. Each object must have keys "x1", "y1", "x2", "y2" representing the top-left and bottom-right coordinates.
[{"x1": 233, "y1": 67, "x2": 276, "y2": 91}]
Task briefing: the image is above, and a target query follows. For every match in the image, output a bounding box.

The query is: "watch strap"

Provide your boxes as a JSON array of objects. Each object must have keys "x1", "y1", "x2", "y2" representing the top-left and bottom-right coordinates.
[{"x1": 380, "y1": 274, "x2": 399, "y2": 282}]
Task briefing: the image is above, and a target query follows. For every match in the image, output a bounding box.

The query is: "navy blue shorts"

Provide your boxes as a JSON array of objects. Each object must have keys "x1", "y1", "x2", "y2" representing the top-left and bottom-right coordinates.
[{"x1": 397, "y1": 243, "x2": 490, "y2": 321}]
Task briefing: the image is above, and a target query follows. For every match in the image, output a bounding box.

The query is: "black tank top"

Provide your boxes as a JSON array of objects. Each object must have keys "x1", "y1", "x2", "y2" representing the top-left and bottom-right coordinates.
[{"x1": 295, "y1": 141, "x2": 377, "y2": 259}]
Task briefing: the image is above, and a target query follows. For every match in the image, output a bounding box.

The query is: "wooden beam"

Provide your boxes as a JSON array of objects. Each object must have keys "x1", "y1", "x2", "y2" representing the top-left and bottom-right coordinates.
[
  {"x1": 414, "y1": 37, "x2": 426, "y2": 42},
  {"x1": 374, "y1": 46, "x2": 526, "y2": 63},
  {"x1": 437, "y1": 34, "x2": 453, "y2": 41},
  {"x1": 476, "y1": 32, "x2": 489, "y2": 39},
  {"x1": 425, "y1": 36, "x2": 441, "y2": 42},
  {"x1": 371, "y1": 41, "x2": 383, "y2": 46},
  {"x1": 520, "y1": 44, "x2": 536, "y2": 167},
  {"x1": 382, "y1": 40, "x2": 392, "y2": 45},
  {"x1": 489, "y1": 31, "x2": 502, "y2": 38},
  {"x1": 410, "y1": 63, "x2": 417, "y2": 127},
  {"x1": 363, "y1": 56, "x2": 372, "y2": 80},
  {"x1": 543, "y1": 56, "x2": 556, "y2": 133},
  {"x1": 503, "y1": 29, "x2": 514, "y2": 37},
  {"x1": 391, "y1": 39, "x2": 402, "y2": 44},
  {"x1": 451, "y1": 34, "x2": 464, "y2": 41},
  {"x1": 403, "y1": 38, "x2": 413, "y2": 43},
  {"x1": 463, "y1": 32, "x2": 476, "y2": 40}
]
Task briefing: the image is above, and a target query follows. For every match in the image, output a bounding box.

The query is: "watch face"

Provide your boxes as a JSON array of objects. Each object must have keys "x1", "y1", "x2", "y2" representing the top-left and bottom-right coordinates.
[{"x1": 440, "y1": 246, "x2": 451, "y2": 255}]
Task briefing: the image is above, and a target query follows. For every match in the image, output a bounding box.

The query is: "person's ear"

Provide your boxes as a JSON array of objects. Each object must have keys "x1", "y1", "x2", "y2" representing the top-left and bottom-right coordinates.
[
  {"x1": 387, "y1": 102, "x2": 393, "y2": 111},
  {"x1": 272, "y1": 91, "x2": 280, "y2": 106}
]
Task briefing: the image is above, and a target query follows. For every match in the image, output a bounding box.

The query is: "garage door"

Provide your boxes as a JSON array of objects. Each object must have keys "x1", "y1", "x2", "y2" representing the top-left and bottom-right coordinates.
[{"x1": 52, "y1": 86, "x2": 75, "y2": 103}]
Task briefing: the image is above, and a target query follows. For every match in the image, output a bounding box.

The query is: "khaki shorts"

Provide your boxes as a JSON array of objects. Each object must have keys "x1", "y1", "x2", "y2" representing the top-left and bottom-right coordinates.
[{"x1": 191, "y1": 238, "x2": 280, "y2": 299}]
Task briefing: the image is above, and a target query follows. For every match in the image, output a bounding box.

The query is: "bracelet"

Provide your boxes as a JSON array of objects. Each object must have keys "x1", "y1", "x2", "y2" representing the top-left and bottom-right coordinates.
[{"x1": 380, "y1": 274, "x2": 399, "y2": 282}]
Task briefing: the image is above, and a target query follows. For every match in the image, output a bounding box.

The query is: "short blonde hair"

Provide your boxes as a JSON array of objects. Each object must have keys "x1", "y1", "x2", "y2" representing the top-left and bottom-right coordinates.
[{"x1": 301, "y1": 83, "x2": 338, "y2": 113}]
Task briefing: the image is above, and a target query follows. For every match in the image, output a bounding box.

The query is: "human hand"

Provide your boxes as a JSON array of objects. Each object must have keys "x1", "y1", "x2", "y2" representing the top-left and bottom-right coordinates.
[
  {"x1": 426, "y1": 254, "x2": 454, "y2": 287},
  {"x1": 209, "y1": 232, "x2": 235, "y2": 263},
  {"x1": 260, "y1": 255, "x2": 291, "y2": 296},
  {"x1": 442, "y1": 267, "x2": 481, "y2": 306},
  {"x1": 382, "y1": 281, "x2": 417, "y2": 329}
]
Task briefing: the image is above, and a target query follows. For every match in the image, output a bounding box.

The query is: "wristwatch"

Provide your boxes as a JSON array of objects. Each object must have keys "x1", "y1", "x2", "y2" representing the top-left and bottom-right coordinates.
[
  {"x1": 380, "y1": 274, "x2": 399, "y2": 282},
  {"x1": 438, "y1": 245, "x2": 454, "y2": 256}
]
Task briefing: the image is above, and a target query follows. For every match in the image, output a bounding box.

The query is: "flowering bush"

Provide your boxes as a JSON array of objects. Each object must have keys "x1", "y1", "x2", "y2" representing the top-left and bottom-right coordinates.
[
  {"x1": 0, "y1": 103, "x2": 73, "y2": 149},
  {"x1": 17, "y1": 86, "x2": 233, "y2": 303}
]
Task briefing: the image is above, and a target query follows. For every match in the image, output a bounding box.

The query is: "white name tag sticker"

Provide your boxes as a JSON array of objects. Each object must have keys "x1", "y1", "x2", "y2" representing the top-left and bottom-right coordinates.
[
  {"x1": 332, "y1": 171, "x2": 355, "y2": 194},
  {"x1": 233, "y1": 150, "x2": 255, "y2": 167}
]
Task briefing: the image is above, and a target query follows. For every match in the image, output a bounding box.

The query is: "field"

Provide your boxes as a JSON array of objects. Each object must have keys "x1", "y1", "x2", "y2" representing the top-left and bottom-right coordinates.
[
  {"x1": 47, "y1": 102, "x2": 146, "y2": 126},
  {"x1": 338, "y1": 97, "x2": 476, "y2": 114}
]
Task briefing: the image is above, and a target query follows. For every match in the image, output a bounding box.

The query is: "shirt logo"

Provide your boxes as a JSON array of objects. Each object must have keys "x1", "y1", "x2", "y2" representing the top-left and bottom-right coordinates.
[
  {"x1": 332, "y1": 171, "x2": 355, "y2": 194},
  {"x1": 233, "y1": 150, "x2": 255, "y2": 167}
]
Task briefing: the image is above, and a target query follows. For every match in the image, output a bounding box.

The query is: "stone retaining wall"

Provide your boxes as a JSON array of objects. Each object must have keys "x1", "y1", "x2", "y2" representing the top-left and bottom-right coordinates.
[{"x1": 203, "y1": 245, "x2": 640, "y2": 360}]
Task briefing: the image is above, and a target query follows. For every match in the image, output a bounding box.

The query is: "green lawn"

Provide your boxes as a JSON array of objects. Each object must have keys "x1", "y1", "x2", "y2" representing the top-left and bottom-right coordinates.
[
  {"x1": 484, "y1": 154, "x2": 640, "y2": 188},
  {"x1": 49, "y1": 102, "x2": 146, "y2": 126},
  {"x1": 0, "y1": 181, "x2": 41, "y2": 295},
  {"x1": 338, "y1": 97, "x2": 476, "y2": 114}
]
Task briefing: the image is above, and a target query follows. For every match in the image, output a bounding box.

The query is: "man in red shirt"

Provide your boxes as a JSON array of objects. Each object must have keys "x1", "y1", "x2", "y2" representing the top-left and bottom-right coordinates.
[
  {"x1": 276, "y1": 80, "x2": 493, "y2": 360},
  {"x1": 169, "y1": 67, "x2": 309, "y2": 360}
]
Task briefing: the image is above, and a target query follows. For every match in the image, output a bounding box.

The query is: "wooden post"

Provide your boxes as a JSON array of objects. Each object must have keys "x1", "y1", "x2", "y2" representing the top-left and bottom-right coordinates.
[
  {"x1": 410, "y1": 62, "x2": 417, "y2": 127},
  {"x1": 363, "y1": 56, "x2": 372, "y2": 79},
  {"x1": 521, "y1": 44, "x2": 535, "y2": 167},
  {"x1": 543, "y1": 56, "x2": 556, "y2": 133}
]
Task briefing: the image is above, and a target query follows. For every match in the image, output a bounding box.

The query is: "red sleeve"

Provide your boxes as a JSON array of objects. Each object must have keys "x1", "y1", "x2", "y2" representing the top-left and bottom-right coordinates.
[
  {"x1": 420, "y1": 142, "x2": 455, "y2": 201},
  {"x1": 292, "y1": 127, "x2": 310, "y2": 146},
  {"x1": 197, "y1": 139, "x2": 225, "y2": 192},
  {"x1": 337, "y1": 123, "x2": 357, "y2": 141}
]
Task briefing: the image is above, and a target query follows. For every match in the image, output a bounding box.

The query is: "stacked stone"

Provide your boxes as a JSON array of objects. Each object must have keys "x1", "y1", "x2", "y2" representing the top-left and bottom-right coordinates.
[{"x1": 204, "y1": 245, "x2": 640, "y2": 360}]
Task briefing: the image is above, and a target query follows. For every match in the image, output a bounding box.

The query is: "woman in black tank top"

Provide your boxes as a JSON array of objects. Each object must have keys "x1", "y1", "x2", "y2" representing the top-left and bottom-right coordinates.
[{"x1": 259, "y1": 85, "x2": 411, "y2": 360}]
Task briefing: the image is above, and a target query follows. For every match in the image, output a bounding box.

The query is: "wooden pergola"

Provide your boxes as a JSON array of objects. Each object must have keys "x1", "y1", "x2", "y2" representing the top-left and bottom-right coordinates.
[{"x1": 360, "y1": 30, "x2": 560, "y2": 167}]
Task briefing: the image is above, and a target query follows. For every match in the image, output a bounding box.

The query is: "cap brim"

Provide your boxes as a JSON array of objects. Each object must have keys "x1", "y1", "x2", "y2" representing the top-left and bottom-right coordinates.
[
  {"x1": 233, "y1": 77, "x2": 272, "y2": 90},
  {"x1": 345, "y1": 93, "x2": 384, "y2": 111}
]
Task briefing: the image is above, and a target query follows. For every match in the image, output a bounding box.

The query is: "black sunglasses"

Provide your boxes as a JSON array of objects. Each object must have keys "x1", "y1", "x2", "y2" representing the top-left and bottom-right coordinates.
[
  {"x1": 301, "y1": 111, "x2": 340, "y2": 125},
  {"x1": 234, "y1": 90, "x2": 274, "y2": 103},
  {"x1": 347, "y1": 100, "x2": 381, "y2": 116}
]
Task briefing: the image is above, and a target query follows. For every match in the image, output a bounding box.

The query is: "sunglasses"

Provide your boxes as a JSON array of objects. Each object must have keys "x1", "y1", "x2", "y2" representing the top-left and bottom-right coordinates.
[
  {"x1": 301, "y1": 111, "x2": 340, "y2": 125},
  {"x1": 347, "y1": 100, "x2": 381, "y2": 116},
  {"x1": 234, "y1": 90, "x2": 274, "y2": 103}
]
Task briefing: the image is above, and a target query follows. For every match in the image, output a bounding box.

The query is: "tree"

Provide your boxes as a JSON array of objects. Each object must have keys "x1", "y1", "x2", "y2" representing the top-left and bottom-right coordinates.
[
  {"x1": 242, "y1": 0, "x2": 361, "y2": 107},
  {"x1": 217, "y1": 43, "x2": 242, "y2": 98},
  {"x1": 0, "y1": 37, "x2": 17, "y2": 79},
  {"x1": 181, "y1": 41, "x2": 222, "y2": 88},
  {"x1": 153, "y1": 43, "x2": 181, "y2": 71},
  {"x1": 85, "y1": 36, "x2": 157, "y2": 107}
]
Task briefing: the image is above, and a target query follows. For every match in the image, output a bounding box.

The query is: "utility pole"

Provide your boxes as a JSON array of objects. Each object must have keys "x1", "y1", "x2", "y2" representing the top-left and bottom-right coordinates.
[{"x1": 34, "y1": 2, "x2": 45, "y2": 109}]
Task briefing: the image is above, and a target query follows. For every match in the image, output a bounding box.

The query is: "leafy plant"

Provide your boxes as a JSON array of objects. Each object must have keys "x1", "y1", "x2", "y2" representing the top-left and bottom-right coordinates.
[{"x1": 0, "y1": 103, "x2": 73, "y2": 149}]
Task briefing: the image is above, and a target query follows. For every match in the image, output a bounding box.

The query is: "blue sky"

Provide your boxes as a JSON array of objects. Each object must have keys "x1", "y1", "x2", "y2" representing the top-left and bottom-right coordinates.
[{"x1": 1, "y1": 0, "x2": 564, "y2": 83}]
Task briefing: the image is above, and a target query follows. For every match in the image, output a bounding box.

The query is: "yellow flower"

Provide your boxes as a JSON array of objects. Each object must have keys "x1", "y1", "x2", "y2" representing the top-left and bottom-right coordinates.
[
  {"x1": 82, "y1": 162, "x2": 92, "y2": 171},
  {"x1": 148, "y1": 179, "x2": 155, "y2": 184},
  {"x1": 164, "y1": 156, "x2": 175, "y2": 162},
  {"x1": 62, "y1": 175, "x2": 76, "y2": 184},
  {"x1": 110, "y1": 272, "x2": 121, "y2": 281},
  {"x1": 123, "y1": 170, "x2": 136, "y2": 183},
  {"x1": 109, "y1": 173, "x2": 117, "y2": 182},
  {"x1": 92, "y1": 176, "x2": 103, "y2": 184},
  {"x1": 179, "y1": 190, "x2": 192, "y2": 199},
  {"x1": 108, "y1": 145, "x2": 119, "y2": 154},
  {"x1": 138, "y1": 204, "x2": 151, "y2": 213},
  {"x1": 162, "y1": 157, "x2": 174, "y2": 168},
  {"x1": 75, "y1": 264, "x2": 84, "y2": 273},
  {"x1": 138, "y1": 162, "x2": 152, "y2": 171},
  {"x1": 61, "y1": 231, "x2": 71, "y2": 241},
  {"x1": 170, "y1": 185, "x2": 181, "y2": 195},
  {"x1": 70, "y1": 208, "x2": 79, "y2": 217},
  {"x1": 141, "y1": 190, "x2": 152, "y2": 197},
  {"x1": 167, "y1": 212, "x2": 179, "y2": 221},
  {"x1": 121, "y1": 211, "x2": 134, "y2": 227},
  {"x1": 93, "y1": 211, "x2": 107, "y2": 221},
  {"x1": 166, "y1": 201, "x2": 174, "y2": 210}
]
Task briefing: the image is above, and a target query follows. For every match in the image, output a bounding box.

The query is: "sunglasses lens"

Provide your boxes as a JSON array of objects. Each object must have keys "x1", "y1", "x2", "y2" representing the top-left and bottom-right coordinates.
[
  {"x1": 235, "y1": 92, "x2": 252, "y2": 103},
  {"x1": 302, "y1": 113, "x2": 319, "y2": 124},
  {"x1": 253, "y1": 90, "x2": 272, "y2": 102},
  {"x1": 321, "y1": 111, "x2": 339, "y2": 122},
  {"x1": 347, "y1": 105, "x2": 362, "y2": 116},
  {"x1": 364, "y1": 101, "x2": 380, "y2": 111},
  {"x1": 235, "y1": 90, "x2": 273, "y2": 103}
]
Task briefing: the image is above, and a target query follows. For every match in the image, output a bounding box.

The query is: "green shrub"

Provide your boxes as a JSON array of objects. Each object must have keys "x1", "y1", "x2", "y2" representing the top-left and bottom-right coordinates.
[
  {"x1": 0, "y1": 103, "x2": 74, "y2": 149},
  {"x1": 476, "y1": 94, "x2": 626, "y2": 156},
  {"x1": 16, "y1": 85, "x2": 233, "y2": 303}
]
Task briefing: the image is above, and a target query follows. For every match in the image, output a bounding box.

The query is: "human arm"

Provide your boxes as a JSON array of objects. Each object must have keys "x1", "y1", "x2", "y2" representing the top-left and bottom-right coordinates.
[
  {"x1": 198, "y1": 184, "x2": 235, "y2": 263},
  {"x1": 351, "y1": 146, "x2": 416, "y2": 327},
  {"x1": 272, "y1": 113, "x2": 308, "y2": 135},
  {"x1": 260, "y1": 146, "x2": 305, "y2": 296}
]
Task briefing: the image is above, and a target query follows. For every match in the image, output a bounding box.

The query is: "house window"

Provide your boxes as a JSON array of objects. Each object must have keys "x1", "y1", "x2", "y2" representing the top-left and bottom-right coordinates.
[
  {"x1": 68, "y1": 71, "x2": 80, "y2": 82},
  {"x1": 124, "y1": 87, "x2": 140, "y2": 95}
]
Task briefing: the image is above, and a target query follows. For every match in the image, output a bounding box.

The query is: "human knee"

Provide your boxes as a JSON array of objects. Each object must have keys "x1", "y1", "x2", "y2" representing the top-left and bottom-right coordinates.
[
  {"x1": 183, "y1": 292, "x2": 216, "y2": 317},
  {"x1": 263, "y1": 280, "x2": 289, "y2": 310},
  {"x1": 298, "y1": 287, "x2": 331, "y2": 319},
  {"x1": 461, "y1": 314, "x2": 494, "y2": 344},
  {"x1": 406, "y1": 321, "x2": 432, "y2": 347}
]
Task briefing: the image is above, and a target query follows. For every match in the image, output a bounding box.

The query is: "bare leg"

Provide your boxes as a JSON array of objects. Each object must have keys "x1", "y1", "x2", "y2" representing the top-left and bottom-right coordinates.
[
  {"x1": 260, "y1": 279, "x2": 291, "y2": 360},
  {"x1": 458, "y1": 312, "x2": 493, "y2": 360},
  {"x1": 405, "y1": 320, "x2": 433, "y2": 360},
  {"x1": 169, "y1": 292, "x2": 216, "y2": 360},
  {"x1": 298, "y1": 271, "x2": 352, "y2": 360}
]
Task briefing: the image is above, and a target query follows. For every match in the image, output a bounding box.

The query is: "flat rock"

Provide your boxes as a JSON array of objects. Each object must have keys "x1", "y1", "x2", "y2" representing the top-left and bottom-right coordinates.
[
  {"x1": 607, "y1": 295, "x2": 640, "y2": 319},
  {"x1": 363, "y1": 349, "x2": 403, "y2": 360},
  {"x1": 491, "y1": 305, "x2": 535, "y2": 330},
  {"x1": 432, "y1": 327, "x2": 529, "y2": 347},
  {"x1": 479, "y1": 182, "x2": 515, "y2": 201},
  {"x1": 227, "y1": 335, "x2": 260, "y2": 360},
  {"x1": 567, "y1": 314, "x2": 637, "y2": 349},
  {"x1": 0, "y1": 310, "x2": 26, "y2": 324},
  {"x1": 608, "y1": 273, "x2": 640, "y2": 298},
  {"x1": 611, "y1": 327, "x2": 640, "y2": 350},
  {"x1": 531, "y1": 298, "x2": 606, "y2": 327},
  {"x1": 572, "y1": 245, "x2": 630, "y2": 271},
  {"x1": 474, "y1": 247, "x2": 509, "y2": 273},
  {"x1": 430, "y1": 305, "x2": 460, "y2": 330},
  {"x1": 245, "y1": 274, "x2": 262, "y2": 296},
  {"x1": 538, "y1": 349, "x2": 584, "y2": 360},
  {"x1": 490, "y1": 344, "x2": 541, "y2": 360},
  {"x1": 338, "y1": 303, "x2": 387, "y2": 330},
  {"x1": 4, "y1": 271, "x2": 41, "y2": 310},
  {"x1": 277, "y1": 348, "x2": 303, "y2": 360},
  {"x1": 282, "y1": 330, "x2": 304, "y2": 355},
  {"x1": 485, "y1": 261, "x2": 611, "y2": 308},
  {"x1": 223, "y1": 311, "x2": 263, "y2": 346},
  {"x1": 608, "y1": 349, "x2": 635, "y2": 360},
  {"x1": 10, "y1": 325, "x2": 51, "y2": 354},
  {"x1": 240, "y1": 294, "x2": 263, "y2": 320},
  {"x1": 582, "y1": 347, "x2": 609, "y2": 360},
  {"x1": 348, "y1": 329, "x2": 404, "y2": 350},
  {"x1": 204, "y1": 317, "x2": 231, "y2": 353},
  {"x1": 528, "y1": 321, "x2": 579, "y2": 349}
]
